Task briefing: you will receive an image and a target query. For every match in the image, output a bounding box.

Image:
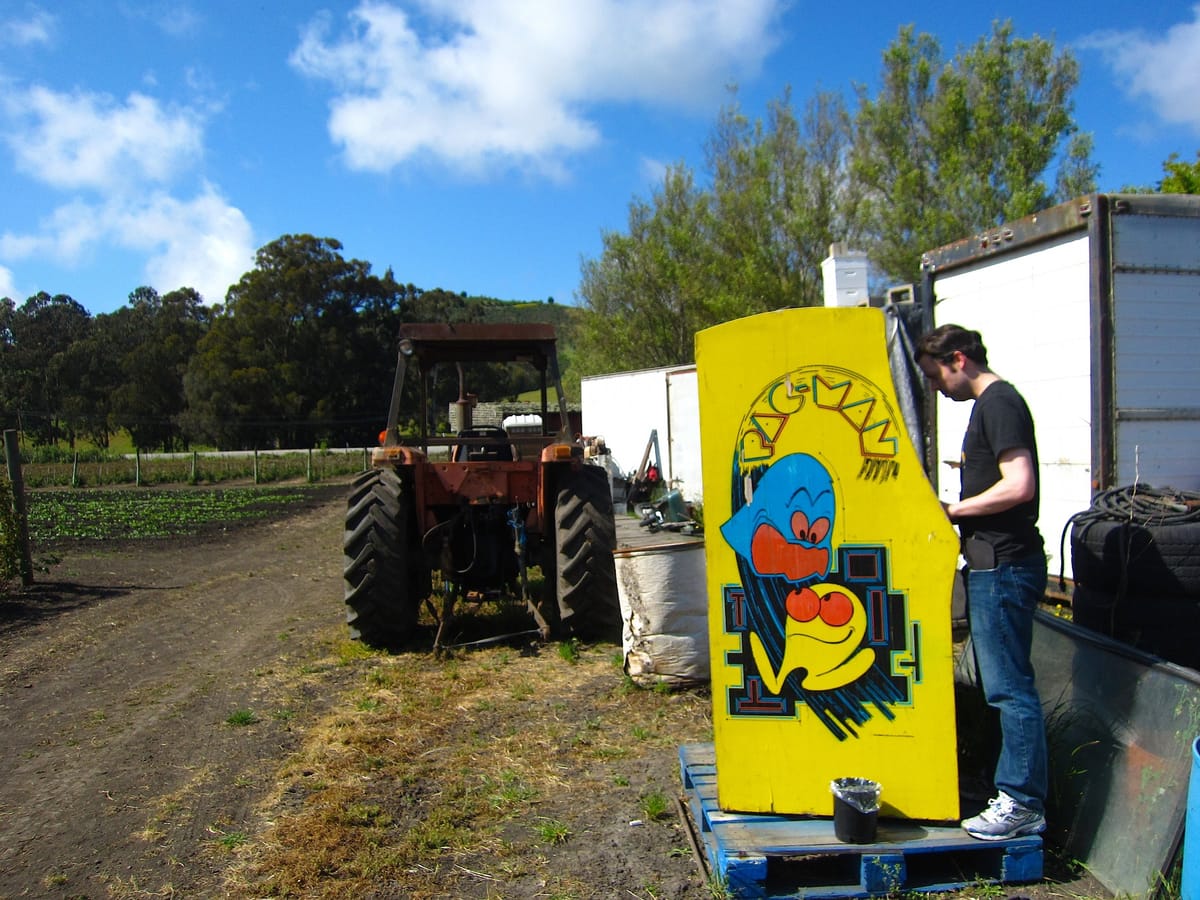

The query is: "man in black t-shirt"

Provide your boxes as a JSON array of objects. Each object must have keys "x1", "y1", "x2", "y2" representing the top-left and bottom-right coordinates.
[{"x1": 915, "y1": 324, "x2": 1048, "y2": 842}]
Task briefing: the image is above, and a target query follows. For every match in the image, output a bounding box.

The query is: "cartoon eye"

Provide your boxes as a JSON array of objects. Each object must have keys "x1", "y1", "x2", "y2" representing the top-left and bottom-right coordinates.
[
  {"x1": 791, "y1": 511, "x2": 830, "y2": 545},
  {"x1": 790, "y1": 511, "x2": 810, "y2": 542},
  {"x1": 785, "y1": 587, "x2": 822, "y2": 622},
  {"x1": 819, "y1": 591, "x2": 853, "y2": 628},
  {"x1": 808, "y1": 517, "x2": 830, "y2": 545}
]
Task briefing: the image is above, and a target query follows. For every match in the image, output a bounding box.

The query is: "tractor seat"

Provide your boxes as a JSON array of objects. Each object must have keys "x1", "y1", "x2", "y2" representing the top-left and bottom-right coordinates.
[{"x1": 453, "y1": 426, "x2": 514, "y2": 462}]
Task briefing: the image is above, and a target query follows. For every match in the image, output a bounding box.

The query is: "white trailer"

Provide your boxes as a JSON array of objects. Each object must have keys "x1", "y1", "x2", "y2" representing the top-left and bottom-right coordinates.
[
  {"x1": 919, "y1": 193, "x2": 1200, "y2": 577},
  {"x1": 580, "y1": 364, "x2": 703, "y2": 505}
]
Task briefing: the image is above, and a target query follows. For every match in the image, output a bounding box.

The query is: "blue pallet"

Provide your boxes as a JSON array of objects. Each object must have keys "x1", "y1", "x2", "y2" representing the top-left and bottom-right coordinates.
[{"x1": 679, "y1": 744, "x2": 1042, "y2": 899}]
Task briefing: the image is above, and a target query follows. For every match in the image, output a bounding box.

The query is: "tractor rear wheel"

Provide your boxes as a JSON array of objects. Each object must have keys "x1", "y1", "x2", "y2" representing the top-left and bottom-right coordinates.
[
  {"x1": 554, "y1": 465, "x2": 621, "y2": 640},
  {"x1": 343, "y1": 468, "x2": 424, "y2": 646}
]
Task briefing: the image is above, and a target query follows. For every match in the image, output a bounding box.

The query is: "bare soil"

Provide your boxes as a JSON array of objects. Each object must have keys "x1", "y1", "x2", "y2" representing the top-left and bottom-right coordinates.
[{"x1": 0, "y1": 485, "x2": 1110, "y2": 899}]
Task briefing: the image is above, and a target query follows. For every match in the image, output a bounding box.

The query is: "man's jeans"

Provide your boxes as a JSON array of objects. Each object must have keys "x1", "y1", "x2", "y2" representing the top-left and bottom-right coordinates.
[{"x1": 966, "y1": 552, "x2": 1048, "y2": 813}]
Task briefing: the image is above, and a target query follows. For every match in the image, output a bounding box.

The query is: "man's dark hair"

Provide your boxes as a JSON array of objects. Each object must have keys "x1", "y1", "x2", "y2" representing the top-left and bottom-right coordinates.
[{"x1": 914, "y1": 324, "x2": 989, "y2": 366}]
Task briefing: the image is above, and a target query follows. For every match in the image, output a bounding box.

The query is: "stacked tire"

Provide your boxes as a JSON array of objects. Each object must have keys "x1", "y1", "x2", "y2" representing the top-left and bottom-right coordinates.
[{"x1": 1070, "y1": 486, "x2": 1200, "y2": 670}]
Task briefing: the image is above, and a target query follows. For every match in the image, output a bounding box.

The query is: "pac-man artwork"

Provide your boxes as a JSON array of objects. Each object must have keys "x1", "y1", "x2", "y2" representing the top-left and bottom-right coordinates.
[{"x1": 696, "y1": 308, "x2": 960, "y2": 820}]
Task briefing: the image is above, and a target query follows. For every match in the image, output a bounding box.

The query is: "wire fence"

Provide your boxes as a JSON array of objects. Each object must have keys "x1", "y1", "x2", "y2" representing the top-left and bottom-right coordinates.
[{"x1": 18, "y1": 447, "x2": 373, "y2": 489}]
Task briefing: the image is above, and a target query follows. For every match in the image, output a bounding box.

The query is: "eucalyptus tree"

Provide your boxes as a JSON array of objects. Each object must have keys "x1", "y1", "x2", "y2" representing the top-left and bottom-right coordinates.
[
  {"x1": 106, "y1": 286, "x2": 211, "y2": 451},
  {"x1": 851, "y1": 21, "x2": 1094, "y2": 283},
  {"x1": 1, "y1": 292, "x2": 93, "y2": 445},
  {"x1": 183, "y1": 235, "x2": 405, "y2": 449}
]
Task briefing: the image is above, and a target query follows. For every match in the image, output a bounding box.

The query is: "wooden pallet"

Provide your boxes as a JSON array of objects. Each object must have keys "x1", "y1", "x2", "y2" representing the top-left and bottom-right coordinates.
[{"x1": 679, "y1": 744, "x2": 1042, "y2": 899}]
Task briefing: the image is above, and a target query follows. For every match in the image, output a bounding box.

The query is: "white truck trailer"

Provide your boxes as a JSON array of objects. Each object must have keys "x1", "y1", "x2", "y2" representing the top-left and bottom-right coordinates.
[{"x1": 917, "y1": 193, "x2": 1200, "y2": 579}]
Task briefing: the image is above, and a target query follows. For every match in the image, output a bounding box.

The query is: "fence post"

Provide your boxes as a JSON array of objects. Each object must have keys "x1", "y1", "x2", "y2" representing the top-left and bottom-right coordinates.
[
  {"x1": 3, "y1": 429, "x2": 34, "y2": 586},
  {"x1": 135, "y1": 449, "x2": 141, "y2": 487},
  {"x1": 191, "y1": 450, "x2": 197, "y2": 484},
  {"x1": 71, "y1": 451, "x2": 79, "y2": 488},
  {"x1": 307, "y1": 448, "x2": 313, "y2": 483},
  {"x1": 253, "y1": 449, "x2": 260, "y2": 485}
]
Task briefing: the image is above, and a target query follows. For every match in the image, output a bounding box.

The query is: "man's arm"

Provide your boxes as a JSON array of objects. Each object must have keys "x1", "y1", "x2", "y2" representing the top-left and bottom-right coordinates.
[{"x1": 944, "y1": 448, "x2": 1036, "y2": 522}]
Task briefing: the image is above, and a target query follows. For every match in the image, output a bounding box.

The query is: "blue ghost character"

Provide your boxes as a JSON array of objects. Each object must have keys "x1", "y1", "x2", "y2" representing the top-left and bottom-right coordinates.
[{"x1": 721, "y1": 452, "x2": 835, "y2": 584}]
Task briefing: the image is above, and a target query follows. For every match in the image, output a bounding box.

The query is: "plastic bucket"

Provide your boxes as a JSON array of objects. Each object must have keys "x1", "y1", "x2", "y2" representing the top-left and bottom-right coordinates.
[
  {"x1": 1185, "y1": 736, "x2": 1199, "y2": 900},
  {"x1": 831, "y1": 777, "x2": 881, "y2": 843}
]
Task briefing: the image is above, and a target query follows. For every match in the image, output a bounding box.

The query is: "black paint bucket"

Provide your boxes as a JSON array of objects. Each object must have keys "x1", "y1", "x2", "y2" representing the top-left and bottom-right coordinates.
[{"x1": 831, "y1": 777, "x2": 880, "y2": 843}]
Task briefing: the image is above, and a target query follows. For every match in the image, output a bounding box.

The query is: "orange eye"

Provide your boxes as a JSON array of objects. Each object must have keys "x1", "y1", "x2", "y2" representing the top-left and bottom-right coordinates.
[
  {"x1": 808, "y1": 517, "x2": 830, "y2": 544},
  {"x1": 791, "y1": 511, "x2": 830, "y2": 545},
  {"x1": 819, "y1": 591, "x2": 853, "y2": 627}
]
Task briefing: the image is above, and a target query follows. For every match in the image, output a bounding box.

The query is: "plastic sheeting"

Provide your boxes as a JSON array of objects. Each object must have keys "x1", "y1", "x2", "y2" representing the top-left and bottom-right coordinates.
[{"x1": 615, "y1": 540, "x2": 708, "y2": 687}]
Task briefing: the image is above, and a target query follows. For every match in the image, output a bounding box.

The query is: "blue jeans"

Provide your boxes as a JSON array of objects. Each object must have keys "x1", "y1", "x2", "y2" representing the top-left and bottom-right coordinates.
[{"x1": 966, "y1": 552, "x2": 1048, "y2": 813}]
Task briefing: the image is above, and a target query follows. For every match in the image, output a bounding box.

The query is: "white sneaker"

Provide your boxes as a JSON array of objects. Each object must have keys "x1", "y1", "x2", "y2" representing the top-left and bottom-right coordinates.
[{"x1": 961, "y1": 792, "x2": 1045, "y2": 841}]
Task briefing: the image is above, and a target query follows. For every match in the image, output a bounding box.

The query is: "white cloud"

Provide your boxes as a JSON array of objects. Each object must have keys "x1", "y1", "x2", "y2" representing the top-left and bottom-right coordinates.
[
  {"x1": 120, "y1": 1, "x2": 204, "y2": 38},
  {"x1": 1, "y1": 7, "x2": 56, "y2": 47},
  {"x1": 118, "y1": 187, "x2": 254, "y2": 304},
  {"x1": 0, "y1": 264, "x2": 16, "y2": 300},
  {"x1": 291, "y1": 0, "x2": 784, "y2": 176},
  {"x1": 4, "y1": 86, "x2": 204, "y2": 191},
  {"x1": 1, "y1": 82, "x2": 252, "y2": 304},
  {"x1": 1084, "y1": 5, "x2": 1200, "y2": 132},
  {"x1": 0, "y1": 189, "x2": 252, "y2": 304}
]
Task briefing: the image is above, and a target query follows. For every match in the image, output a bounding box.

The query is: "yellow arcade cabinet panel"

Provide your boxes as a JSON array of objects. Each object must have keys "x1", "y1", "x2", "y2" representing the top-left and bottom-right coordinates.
[{"x1": 696, "y1": 307, "x2": 960, "y2": 821}]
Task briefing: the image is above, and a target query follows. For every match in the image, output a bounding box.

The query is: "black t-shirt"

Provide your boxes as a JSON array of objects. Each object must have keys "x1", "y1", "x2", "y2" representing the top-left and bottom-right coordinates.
[{"x1": 959, "y1": 380, "x2": 1043, "y2": 562}]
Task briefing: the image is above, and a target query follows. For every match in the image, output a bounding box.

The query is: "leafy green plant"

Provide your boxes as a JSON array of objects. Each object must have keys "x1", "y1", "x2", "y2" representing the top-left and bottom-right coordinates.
[{"x1": 25, "y1": 486, "x2": 323, "y2": 542}]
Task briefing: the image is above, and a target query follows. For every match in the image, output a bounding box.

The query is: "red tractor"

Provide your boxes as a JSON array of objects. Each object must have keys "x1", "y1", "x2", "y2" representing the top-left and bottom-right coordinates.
[{"x1": 343, "y1": 323, "x2": 621, "y2": 647}]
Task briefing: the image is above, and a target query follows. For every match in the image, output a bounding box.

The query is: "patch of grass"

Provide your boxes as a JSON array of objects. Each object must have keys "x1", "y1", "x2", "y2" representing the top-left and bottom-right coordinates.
[
  {"x1": 225, "y1": 708, "x2": 258, "y2": 727},
  {"x1": 484, "y1": 770, "x2": 537, "y2": 811},
  {"x1": 557, "y1": 637, "x2": 581, "y2": 663},
  {"x1": 222, "y1": 640, "x2": 716, "y2": 898},
  {"x1": 341, "y1": 803, "x2": 390, "y2": 828},
  {"x1": 215, "y1": 830, "x2": 249, "y2": 850},
  {"x1": 534, "y1": 818, "x2": 571, "y2": 845},
  {"x1": 640, "y1": 789, "x2": 671, "y2": 822}
]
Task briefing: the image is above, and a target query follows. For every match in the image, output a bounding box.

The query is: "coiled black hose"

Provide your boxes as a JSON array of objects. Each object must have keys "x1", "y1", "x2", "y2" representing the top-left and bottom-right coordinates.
[{"x1": 1057, "y1": 484, "x2": 1200, "y2": 590}]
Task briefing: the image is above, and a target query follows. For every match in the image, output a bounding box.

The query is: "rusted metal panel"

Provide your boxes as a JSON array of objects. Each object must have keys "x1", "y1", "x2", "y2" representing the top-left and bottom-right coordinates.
[
  {"x1": 421, "y1": 462, "x2": 540, "y2": 506},
  {"x1": 398, "y1": 322, "x2": 557, "y2": 367}
]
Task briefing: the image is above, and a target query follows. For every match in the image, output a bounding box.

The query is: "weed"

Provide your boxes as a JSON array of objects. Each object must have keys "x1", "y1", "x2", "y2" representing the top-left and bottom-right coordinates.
[
  {"x1": 355, "y1": 697, "x2": 380, "y2": 712},
  {"x1": 214, "y1": 830, "x2": 248, "y2": 850},
  {"x1": 706, "y1": 872, "x2": 734, "y2": 899},
  {"x1": 225, "y1": 709, "x2": 258, "y2": 727},
  {"x1": 485, "y1": 771, "x2": 537, "y2": 810},
  {"x1": 632, "y1": 725, "x2": 652, "y2": 740},
  {"x1": 271, "y1": 707, "x2": 295, "y2": 721},
  {"x1": 534, "y1": 818, "x2": 572, "y2": 845},
  {"x1": 613, "y1": 774, "x2": 630, "y2": 786},
  {"x1": 558, "y1": 637, "x2": 581, "y2": 663},
  {"x1": 640, "y1": 789, "x2": 671, "y2": 821}
]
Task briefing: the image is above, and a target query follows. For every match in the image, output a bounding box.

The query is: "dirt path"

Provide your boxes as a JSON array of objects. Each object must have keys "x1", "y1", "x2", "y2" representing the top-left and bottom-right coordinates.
[{"x1": 0, "y1": 486, "x2": 352, "y2": 898}]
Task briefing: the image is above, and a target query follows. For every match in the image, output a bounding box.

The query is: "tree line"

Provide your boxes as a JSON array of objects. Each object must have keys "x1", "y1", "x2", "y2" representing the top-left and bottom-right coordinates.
[
  {"x1": 571, "y1": 21, "x2": 1198, "y2": 374},
  {"x1": 1, "y1": 235, "x2": 579, "y2": 452}
]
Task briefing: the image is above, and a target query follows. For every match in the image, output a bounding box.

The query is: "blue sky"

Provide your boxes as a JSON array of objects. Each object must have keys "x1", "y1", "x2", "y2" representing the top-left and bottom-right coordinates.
[{"x1": 2, "y1": 1, "x2": 1198, "y2": 316}]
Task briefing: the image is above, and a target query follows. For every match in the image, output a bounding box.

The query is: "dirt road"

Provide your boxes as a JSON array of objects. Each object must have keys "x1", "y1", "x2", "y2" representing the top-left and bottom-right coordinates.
[{"x1": 0, "y1": 486, "x2": 353, "y2": 898}]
